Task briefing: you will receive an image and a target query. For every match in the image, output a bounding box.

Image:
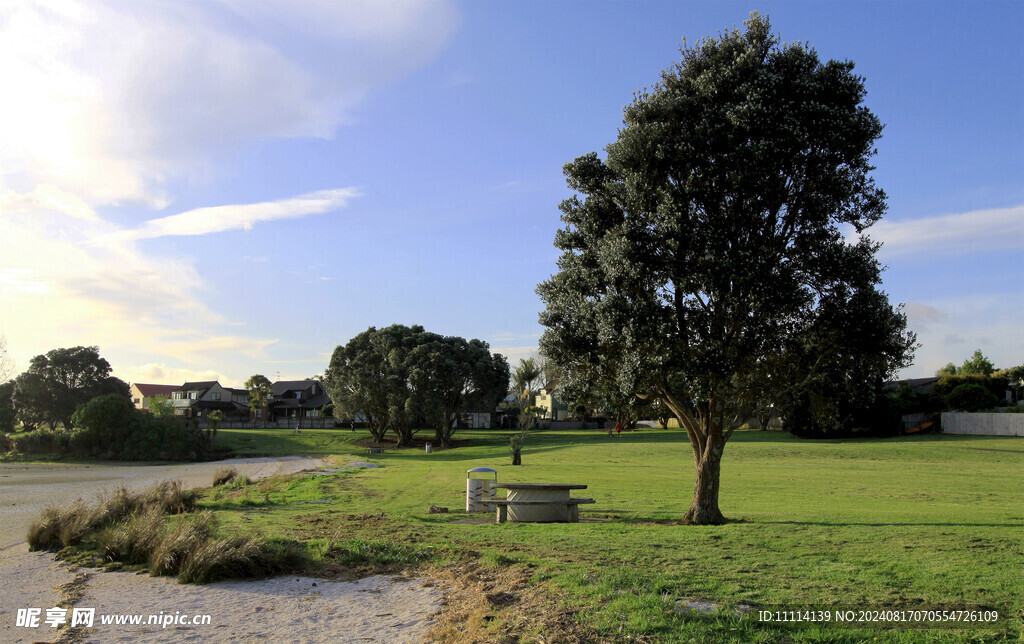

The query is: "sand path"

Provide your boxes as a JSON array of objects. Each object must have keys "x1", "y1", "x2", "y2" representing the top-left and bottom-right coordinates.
[{"x1": 0, "y1": 457, "x2": 443, "y2": 643}]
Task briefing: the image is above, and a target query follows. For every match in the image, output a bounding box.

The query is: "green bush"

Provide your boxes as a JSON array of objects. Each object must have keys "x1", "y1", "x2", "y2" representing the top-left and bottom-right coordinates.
[
  {"x1": 945, "y1": 383, "x2": 998, "y2": 412},
  {"x1": 935, "y1": 374, "x2": 1007, "y2": 400},
  {"x1": 9, "y1": 428, "x2": 77, "y2": 455},
  {"x1": 53, "y1": 393, "x2": 212, "y2": 461}
]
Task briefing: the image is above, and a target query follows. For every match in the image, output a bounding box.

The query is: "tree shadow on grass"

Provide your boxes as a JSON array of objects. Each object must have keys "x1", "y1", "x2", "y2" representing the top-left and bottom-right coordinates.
[{"x1": 759, "y1": 520, "x2": 1024, "y2": 528}]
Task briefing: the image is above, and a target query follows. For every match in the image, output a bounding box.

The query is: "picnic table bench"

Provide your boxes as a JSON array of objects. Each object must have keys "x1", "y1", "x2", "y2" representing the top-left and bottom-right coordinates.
[{"x1": 492, "y1": 483, "x2": 594, "y2": 523}]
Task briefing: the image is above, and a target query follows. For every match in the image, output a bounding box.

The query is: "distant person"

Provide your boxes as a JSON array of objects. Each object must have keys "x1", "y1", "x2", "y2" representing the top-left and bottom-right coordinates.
[
  {"x1": 294, "y1": 420, "x2": 301, "y2": 434},
  {"x1": 615, "y1": 421, "x2": 623, "y2": 437}
]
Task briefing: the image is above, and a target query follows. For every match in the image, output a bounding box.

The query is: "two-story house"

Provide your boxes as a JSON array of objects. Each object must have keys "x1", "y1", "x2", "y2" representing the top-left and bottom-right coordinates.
[
  {"x1": 268, "y1": 380, "x2": 331, "y2": 421},
  {"x1": 171, "y1": 381, "x2": 247, "y2": 419}
]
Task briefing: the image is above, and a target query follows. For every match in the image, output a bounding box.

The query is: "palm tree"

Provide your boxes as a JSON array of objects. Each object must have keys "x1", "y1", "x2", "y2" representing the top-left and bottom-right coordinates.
[{"x1": 509, "y1": 358, "x2": 543, "y2": 465}]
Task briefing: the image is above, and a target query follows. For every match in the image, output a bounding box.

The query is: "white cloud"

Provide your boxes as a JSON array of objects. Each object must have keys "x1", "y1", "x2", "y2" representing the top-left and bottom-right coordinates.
[
  {"x1": 0, "y1": 1, "x2": 457, "y2": 383},
  {"x1": 100, "y1": 188, "x2": 359, "y2": 242},
  {"x1": 0, "y1": 0, "x2": 458, "y2": 205},
  {"x1": 864, "y1": 204, "x2": 1024, "y2": 258},
  {"x1": 491, "y1": 345, "x2": 541, "y2": 366}
]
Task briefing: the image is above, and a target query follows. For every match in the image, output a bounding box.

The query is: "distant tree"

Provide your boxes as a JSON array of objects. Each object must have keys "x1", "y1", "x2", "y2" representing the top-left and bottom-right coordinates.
[
  {"x1": 409, "y1": 336, "x2": 509, "y2": 448},
  {"x1": 326, "y1": 325, "x2": 509, "y2": 447},
  {"x1": 935, "y1": 363, "x2": 958, "y2": 378},
  {"x1": 207, "y1": 410, "x2": 224, "y2": 439},
  {"x1": 776, "y1": 286, "x2": 916, "y2": 437},
  {"x1": 11, "y1": 346, "x2": 128, "y2": 430},
  {"x1": 245, "y1": 375, "x2": 273, "y2": 424},
  {"x1": 149, "y1": 394, "x2": 175, "y2": 418},
  {"x1": 994, "y1": 365, "x2": 1024, "y2": 382},
  {"x1": 958, "y1": 349, "x2": 995, "y2": 377},
  {"x1": 508, "y1": 358, "x2": 544, "y2": 465},
  {"x1": 0, "y1": 380, "x2": 15, "y2": 433},
  {"x1": 324, "y1": 328, "x2": 401, "y2": 443},
  {"x1": 934, "y1": 374, "x2": 1007, "y2": 401},
  {"x1": 537, "y1": 14, "x2": 913, "y2": 523},
  {"x1": 946, "y1": 383, "x2": 998, "y2": 412}
]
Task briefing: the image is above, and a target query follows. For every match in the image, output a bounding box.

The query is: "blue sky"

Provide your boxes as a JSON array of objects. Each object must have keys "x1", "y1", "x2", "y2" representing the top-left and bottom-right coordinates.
[{"x1": 0, "y1": 0, "x2": 1021, "y2": 387}]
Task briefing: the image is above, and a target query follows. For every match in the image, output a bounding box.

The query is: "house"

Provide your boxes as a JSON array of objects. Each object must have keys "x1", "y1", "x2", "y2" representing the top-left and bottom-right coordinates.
[
  {"x1": 536, "y1": 378, "x2": 570, "y2": 421},
  {"x1": 170, "y1": 381, "x2": 248, "y2": 419},
  {"x1": 882, "y1": 377, "x2": 940, "y2": 396},
  {"x1": 268, "y1": 380, "x2": 331, "y2": 421},
  {"x1": 129, "y1": 383, "x2": 178, "y2": 412}
]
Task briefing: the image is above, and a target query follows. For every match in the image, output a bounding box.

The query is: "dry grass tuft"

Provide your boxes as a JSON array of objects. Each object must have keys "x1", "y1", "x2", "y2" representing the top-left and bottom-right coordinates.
[
  {"x1": 178, "y1": 536, "x2": 306, "y2": 584},
  {"x1": 149, "y1": 512, "x2": 217, "y2": 576},
  {"x1": 95, "y1": 509, "x2": 166, "y2": 565},
  {"x1": 212, "y1": 467, "x2": 238, "y2": 487},
  {"x1": 28, "y1": 504, "x2": 74, "y2": 550},
  {"x1": 426, "y1": 561, "x2": 594, "y2": 644}
]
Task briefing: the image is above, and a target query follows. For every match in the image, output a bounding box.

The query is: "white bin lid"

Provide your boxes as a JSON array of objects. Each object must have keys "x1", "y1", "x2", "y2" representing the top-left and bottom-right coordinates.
[{"x1": 467, "y1": 467, "x2": 497, "y2": 478}]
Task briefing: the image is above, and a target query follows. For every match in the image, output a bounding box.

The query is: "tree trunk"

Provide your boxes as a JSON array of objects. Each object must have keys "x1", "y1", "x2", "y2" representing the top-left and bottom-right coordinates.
[
  {"x1": 682, "y1": 432, "x2": 727, "y2": 525},
  {"x1": 511, "y1": 449, "x2": 522, "y2": 465}
]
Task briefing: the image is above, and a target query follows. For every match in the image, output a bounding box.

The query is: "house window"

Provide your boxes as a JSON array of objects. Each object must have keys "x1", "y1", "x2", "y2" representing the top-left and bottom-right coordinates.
[
  {"x1": 133, "y1": 398, "x2": 140, "y2": 404},
  {"x1": 173, "y1": 392, "x2": 183, "y2": 400},
  {"x1": 189, "y1": 391, "x2": 198, "y2": 400},
  {"x1": 211, "y1": 393, "x2": 221, "y2": 401}
]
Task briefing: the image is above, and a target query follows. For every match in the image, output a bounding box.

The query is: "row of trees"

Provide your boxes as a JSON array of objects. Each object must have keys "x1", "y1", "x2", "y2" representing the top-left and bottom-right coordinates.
[{"x1": 323, "y1": 325, "x2": 509, "y2": 448}]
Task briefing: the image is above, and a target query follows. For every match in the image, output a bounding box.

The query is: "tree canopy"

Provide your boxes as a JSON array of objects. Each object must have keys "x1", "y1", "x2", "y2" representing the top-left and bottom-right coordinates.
[
  {"x1": 537, "y1": 13, "x2": 914, "y2": 524},
  {"x1": 11, "y1": 346, "x2": 129, "y2": 430},
  {"x1": 324, "y1": 325, "x2": 509, "y2": 447}
]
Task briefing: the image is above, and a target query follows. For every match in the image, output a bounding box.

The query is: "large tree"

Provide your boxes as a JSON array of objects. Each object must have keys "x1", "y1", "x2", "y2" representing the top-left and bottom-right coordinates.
[
  {"x1": 324, "y1": 328, "x2": 401, "y2": 443},
  {"x1": 12, "y1": 346, "x2": 129, "y2": 430},
  {"x1": 409, "y1": 336, "x2": 509, "y2": 448},
  {"x1": 538, "y1": 14, "x2": 914, "y2": 524},
  {"x1": 325, "y1": 325, "x2": 509, "y2": 447}
]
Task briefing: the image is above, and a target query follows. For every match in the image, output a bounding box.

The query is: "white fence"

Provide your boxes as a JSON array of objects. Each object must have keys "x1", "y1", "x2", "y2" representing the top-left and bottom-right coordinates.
[{"x1": 941, "y1": 412, "x2": 1024, "y2": 437}]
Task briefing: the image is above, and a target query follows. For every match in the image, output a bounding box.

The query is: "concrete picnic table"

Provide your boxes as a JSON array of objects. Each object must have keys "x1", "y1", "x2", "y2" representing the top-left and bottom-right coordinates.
[{"x1": 492, "y1": 483, "x2": 594, "y2": 523}]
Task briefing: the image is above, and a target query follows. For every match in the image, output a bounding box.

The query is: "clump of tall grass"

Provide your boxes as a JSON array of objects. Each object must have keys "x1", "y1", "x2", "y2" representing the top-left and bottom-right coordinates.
[
  {"x1": 95, "y1": 509, "x2": 166, "y2": 565},
  {"x1": 230, "y1": 474, "x2": 252, "y2": 489},
  {"x1": 212, "y1": 467, "x2": 238, "y2": 487},
  {"x1": 177, "y1": 536, "x2": 306, "y2": 584},
  {"x1": 143, "y1": 480, "x2": 198, "y2": 515},
  {"x1": 27, "y1": 480, "x2": 195, "y2": 551},
  {"x1": 149, "y1": 512, "x2": 216, "y2": 576}
]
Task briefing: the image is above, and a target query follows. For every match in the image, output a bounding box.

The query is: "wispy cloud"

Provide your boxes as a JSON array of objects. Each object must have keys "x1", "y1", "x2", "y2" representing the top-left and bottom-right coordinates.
[
  {"x1": 865, "y1": 204, "x2": 1024, "y2": 258},
  {"x1": 99, "y1": 189, "x2": 359, "y2": 243}
]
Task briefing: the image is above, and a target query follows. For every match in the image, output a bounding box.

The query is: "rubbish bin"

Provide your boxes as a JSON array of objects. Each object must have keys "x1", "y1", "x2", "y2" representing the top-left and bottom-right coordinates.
[
  {"x1": 466, "y1": 467, "x2": 498, "y2": 512},
  {"x1": 425, "y1": 443, "x2": 432, "y2": 453}
]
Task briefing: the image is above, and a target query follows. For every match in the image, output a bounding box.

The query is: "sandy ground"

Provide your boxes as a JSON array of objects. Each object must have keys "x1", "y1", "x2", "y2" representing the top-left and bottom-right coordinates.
[{"x1": 0, "y1": 457, "x2": 444, "y2": 643}]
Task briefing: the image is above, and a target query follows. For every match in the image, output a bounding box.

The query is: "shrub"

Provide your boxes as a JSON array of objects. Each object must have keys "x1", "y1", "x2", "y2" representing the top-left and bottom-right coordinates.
[
  {"x1": 9, "y1": 428, "x2": 76, "y2": 455},
  {"x1": 946, "y1": 383, "x2": 998, "y2": 412},
  {"x1": 64, "y1": 393, "x2": 211, "y2": 461},
  {"x1": 212, "y1": 467, "x2": 237, "y2": 487}
]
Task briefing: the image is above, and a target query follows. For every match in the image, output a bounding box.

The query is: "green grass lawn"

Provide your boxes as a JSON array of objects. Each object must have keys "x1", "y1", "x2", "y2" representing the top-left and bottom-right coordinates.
[{"x1": 208, "y1": 427, "x2": 1023, "y2": 642}]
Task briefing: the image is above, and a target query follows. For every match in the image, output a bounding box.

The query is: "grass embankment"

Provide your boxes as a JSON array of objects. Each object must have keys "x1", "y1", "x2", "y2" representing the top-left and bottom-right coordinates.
[{"x1": 38, "y1": 428, "x2": 1024, "y2": 642}]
